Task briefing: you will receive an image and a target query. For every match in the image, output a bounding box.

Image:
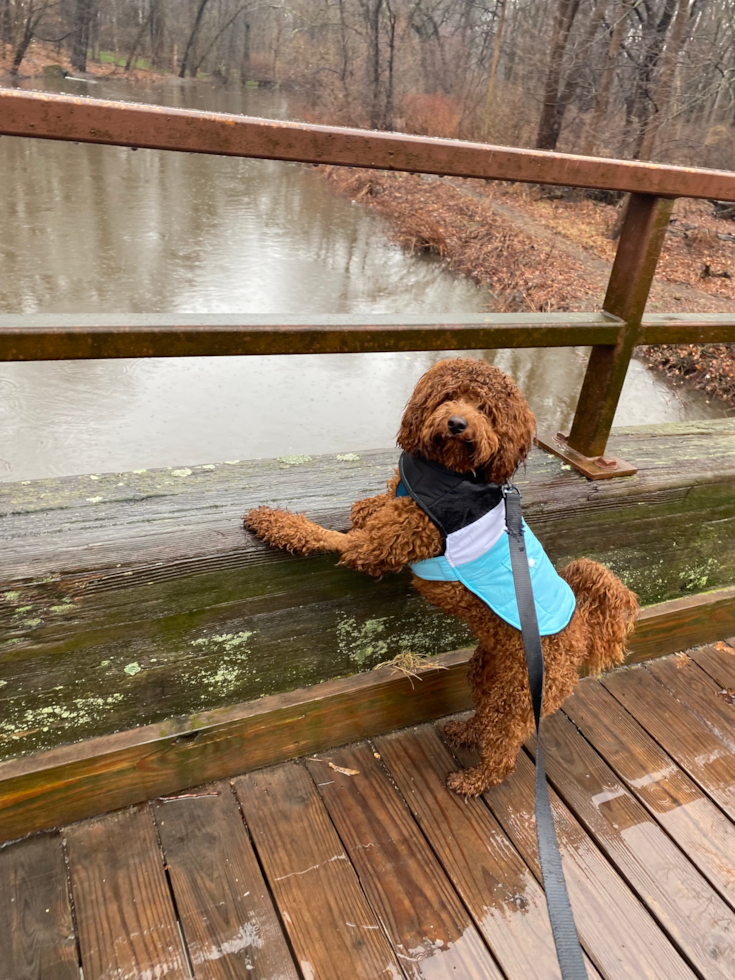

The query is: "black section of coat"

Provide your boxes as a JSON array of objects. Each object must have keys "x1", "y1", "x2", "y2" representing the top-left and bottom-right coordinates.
[{"x1": 398, "y1": 452, "x2": 503, "y2": 546}]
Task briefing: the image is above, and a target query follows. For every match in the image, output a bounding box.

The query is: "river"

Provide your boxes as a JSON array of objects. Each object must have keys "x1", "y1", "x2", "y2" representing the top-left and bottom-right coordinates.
[{"x1": 0, "y1": 76, "x2": 726, "y2": 482}]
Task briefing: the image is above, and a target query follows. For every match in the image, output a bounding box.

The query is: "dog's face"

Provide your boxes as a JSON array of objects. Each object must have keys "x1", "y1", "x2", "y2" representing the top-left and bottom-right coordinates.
[{"x1": 397, "y1": 358, "x2": 536, "y2": 483}]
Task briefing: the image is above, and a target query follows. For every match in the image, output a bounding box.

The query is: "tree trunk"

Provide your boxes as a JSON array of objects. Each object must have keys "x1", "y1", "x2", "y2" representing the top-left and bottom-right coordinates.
[
  {"x1": 482, "y1": 0, "x2": 506, "y2": 140},
  {"x1": 125, "y1": 6, "x2": 154, "y2": 72},
  {"x1": 367, "y1": 0, "x2": 383, "y2": 130},
  {"x1": 382, "y1": 0, "x2": 396, "y2": 130},
  {"x1": 536, "y1": 0, "x2": 583, "y2": 151},
  {"x1": 637, "y1": 0, "x2": 690, "y2": 161},
  {"x1": 580, "y1": 0, "x2": 631, "y2": 155},
  {"x1": 10, "y1": 1, "x2": 49, "y2": 76},
  {"x1": 72, "y1": 0, "x2": 95, "y2": 73},
  {"x1": 550, "y1": 1, "x2": 608, "y2": 151},
  {"x1": 627, "y1": 0, "x2": 677, "y2": 159},
  {"x1": 241, "y1": 20, "x2": 250, "y2": 83},
  {"x1": 150, "y1": 0, "x2": 166, "y2": 68},
  {"x1": 90, "y1": 3, "x2": 99, "y2": 62},
  {"x1": 0, "y1": 0, "x2": 13, "y2": 47},
  {"x1": 179, "y1": 0, "x2": 210, "y2": 79}
]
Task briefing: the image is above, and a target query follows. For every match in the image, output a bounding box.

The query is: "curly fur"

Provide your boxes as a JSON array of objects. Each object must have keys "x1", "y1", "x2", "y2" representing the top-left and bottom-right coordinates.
[{"x1": 243, "y1": 357, "x2": 639, "y2": 796}]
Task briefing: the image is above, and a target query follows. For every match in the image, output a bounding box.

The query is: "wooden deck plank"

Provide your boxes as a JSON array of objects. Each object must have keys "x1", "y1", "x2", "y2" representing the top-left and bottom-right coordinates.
[
  {"x1": 65, "y1": 806, "x2": 189, "y2": 980},
  {"x1": 152, "y1": 783, "x2": 298, "y2": 980},
  {"x1": 233, "y1": 762, "x2": 402, "y2": 980},
  {"x1": 535, "y1": 711, "x2": 735, "y2": 979},
  {"x1": 687, "y1": 642, "x2": 735, "y2": 690},
  {"x1": 452, "y1": 735, "x2": 695, "y2": 980},
  {"x1": 644, "y1": 655, "x2": 735, "y2": 754},
  {"x1": 602, "y1": 664, "x2": 735, "y2": 822},
  {"x1": 375, "y1": 726, "x2": 604, "y2": 980},
  {"x1": 0, "y1": 833, "x2": 78, "y2": 980},
  {"x1": 305, "y1": 743, "x2": 503, "y2": 980},
  {"x1": 564, "y1": 679, "x2": 735, "y2": 910}
]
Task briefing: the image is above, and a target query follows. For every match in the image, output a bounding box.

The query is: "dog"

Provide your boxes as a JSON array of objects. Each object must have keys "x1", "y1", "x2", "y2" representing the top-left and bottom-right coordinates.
[{"x1": 244, "y1": 358, "x2": 638, "y2": 796}]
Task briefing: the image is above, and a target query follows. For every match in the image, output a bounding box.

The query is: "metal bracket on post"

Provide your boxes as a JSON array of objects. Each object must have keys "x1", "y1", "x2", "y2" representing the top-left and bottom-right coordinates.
[
  {"x1": 534, "y1": 430, "x2": 638, "y2": 480},
  {"x1": 537, "y1": 193, "x2": 675, "y2": 481}
]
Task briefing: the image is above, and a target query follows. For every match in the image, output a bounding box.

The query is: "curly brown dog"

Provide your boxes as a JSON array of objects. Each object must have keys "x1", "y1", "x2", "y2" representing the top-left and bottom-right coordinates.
[{"x1": 244, "y1": 357, "x2": 638, "y2": 796}]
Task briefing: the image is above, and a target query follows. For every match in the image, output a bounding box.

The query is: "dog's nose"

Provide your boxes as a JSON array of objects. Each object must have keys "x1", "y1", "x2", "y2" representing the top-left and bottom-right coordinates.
[{"x1": 447, "y1": 415, "x2": 468, "y2": 435}]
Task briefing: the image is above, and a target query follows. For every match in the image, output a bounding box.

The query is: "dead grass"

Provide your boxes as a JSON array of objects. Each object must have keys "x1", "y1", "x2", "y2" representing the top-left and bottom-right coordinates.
[{"x1": 373, "y1": 650, "x2": 449, "y2": 687}]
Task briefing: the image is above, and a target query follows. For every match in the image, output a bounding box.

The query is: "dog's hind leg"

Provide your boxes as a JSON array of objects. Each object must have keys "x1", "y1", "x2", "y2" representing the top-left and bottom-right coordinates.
[
  {"x1": 446, "y1": 694, "x2": 533, "y2": 797},
  {"x1": 441, "y1": 645, "x2": 485, "y2": 747}
]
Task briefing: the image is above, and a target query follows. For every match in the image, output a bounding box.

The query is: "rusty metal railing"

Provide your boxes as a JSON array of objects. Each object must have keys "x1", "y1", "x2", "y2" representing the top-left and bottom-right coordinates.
[{"x1": 2, "y1": 89, "x2": 735, "y2": 479}]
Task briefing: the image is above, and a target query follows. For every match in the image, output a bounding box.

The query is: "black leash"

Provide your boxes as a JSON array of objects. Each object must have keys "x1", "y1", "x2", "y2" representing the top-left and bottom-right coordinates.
[{"x1": 503, "y1": 484, "x2": 588, "y2": 980}]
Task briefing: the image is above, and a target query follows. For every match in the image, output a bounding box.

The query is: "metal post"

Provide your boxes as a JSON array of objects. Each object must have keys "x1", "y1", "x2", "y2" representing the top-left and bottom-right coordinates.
[{"x1": 536, "y1": 193, "x2": 674, "y2": 479}]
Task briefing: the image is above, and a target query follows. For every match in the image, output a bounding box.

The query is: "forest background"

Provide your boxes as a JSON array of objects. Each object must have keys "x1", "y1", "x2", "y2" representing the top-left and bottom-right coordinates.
[
  {"x1": 2, "y1": 0, "x2": 733, "y2": 166},
  {"x1": 2, "y1": 0, "x2": 735, "y2": 402}
]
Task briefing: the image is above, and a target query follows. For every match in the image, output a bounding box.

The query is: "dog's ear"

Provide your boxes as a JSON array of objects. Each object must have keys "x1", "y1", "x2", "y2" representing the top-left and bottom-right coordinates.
[
  {"x1": 486, "y1": 394, "x2": 536, "y2": 483},
  {"x1": 397, "y1": 368, "x2": 441, "y2": 451}
]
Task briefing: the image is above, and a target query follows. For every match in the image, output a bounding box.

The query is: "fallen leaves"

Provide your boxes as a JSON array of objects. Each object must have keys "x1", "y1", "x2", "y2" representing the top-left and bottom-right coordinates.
[{"x1": 312, "y1": 758, "x2": 360, "y2": 776}]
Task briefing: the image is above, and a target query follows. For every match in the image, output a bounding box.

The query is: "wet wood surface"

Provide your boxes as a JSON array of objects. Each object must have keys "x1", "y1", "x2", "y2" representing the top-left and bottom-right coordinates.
[
  {"x1": 375, "y1": 726, "x2": 603, "y2": 980},
  {"x1": 0, "y1": 833, "x2": 78, "y2": 980},
  {"x1": 564, "y1": 679, "x2": 735, "y2": 909},
  {"x1": 305, "y1": 742, "x2": 503, "y2": 979},
  {"x1": 65, "y1": 806, "x2": 189, "y2": 979},
  {"x1": 454, "y1": 738, "x2": 695, "y2": 980},
  {"x1": 603, "y1": 662, "x2": 735, "y2": 822},
  {"x1": 534, "y1": 711, "x2": 735, "y2": 980},
  {"x1": 644, "y1": 654, "x2": 735, "y2": 752},
  {"x1": 4, "y1": 647, "x2": 735, "y2": 979},
  {"x1": 234, "y1": 762, "x2": 403, "y2": 980},
  {"x1": 153, "y1": 783, "x2": 298, "y2": 980}
]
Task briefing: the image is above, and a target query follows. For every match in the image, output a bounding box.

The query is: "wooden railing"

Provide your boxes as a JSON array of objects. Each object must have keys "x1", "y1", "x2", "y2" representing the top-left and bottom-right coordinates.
[{"x1": 2, "y1": 88, "x2": 735, "y2": 478}]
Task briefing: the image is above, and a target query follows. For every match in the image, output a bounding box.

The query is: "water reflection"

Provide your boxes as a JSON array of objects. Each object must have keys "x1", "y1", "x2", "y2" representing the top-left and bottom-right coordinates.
[{"x1": 0, "y1": 77, "x2": 726, "y2": 481}]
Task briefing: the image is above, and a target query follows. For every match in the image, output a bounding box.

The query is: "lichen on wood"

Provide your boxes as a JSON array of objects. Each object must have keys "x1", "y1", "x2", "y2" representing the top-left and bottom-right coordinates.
[{"x1": 1, "y1": 419, "x2": 735, "y2": 761}]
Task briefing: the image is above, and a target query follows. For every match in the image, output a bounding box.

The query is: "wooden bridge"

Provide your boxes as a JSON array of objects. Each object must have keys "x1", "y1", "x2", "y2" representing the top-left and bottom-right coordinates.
[
  {"x1": 3, "y1": 644, "x2": 735, "y2": 978},
  {"x1": 2, "y1": 88, "x2": 735, "y2": 979}
]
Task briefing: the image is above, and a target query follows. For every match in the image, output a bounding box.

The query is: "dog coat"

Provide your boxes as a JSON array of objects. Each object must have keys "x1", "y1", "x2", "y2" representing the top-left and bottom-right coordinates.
[{"x1": 397, "y1": 452, "x2": 575, "y2": 636}]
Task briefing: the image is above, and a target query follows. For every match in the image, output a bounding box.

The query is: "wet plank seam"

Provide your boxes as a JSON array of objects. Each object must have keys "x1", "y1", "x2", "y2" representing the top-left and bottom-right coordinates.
[
  {"x1": 307, "y1": 741, "x2": 510, "y2": 979},
  {"x1": 223, "y1": 778, "x2": 305, "y2": 979},
  {"x1": 147, "y1": 801, "x2": 197, "y2": 980}
]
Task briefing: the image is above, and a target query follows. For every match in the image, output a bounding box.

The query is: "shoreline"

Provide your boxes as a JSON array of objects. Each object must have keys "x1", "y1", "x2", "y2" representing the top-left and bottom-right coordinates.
[{"x1": 320, "y1": 166, "x2": 735, "y2": 410}]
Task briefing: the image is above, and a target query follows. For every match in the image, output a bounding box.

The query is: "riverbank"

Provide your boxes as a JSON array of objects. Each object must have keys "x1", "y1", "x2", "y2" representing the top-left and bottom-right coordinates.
[
  {"x1": 321, "y1": 166, "x2": 735, "y2": 409},
  {"x1": 0, "y1": 38, "x2": 167, "y2": 82},
  {"x1": 3, "y1": 52, "x2": 733, "y2": 408}
]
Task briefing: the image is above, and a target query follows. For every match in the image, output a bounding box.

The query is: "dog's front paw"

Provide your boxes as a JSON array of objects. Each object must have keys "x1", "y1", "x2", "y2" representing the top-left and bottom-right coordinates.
[
  {"x1": 243, "y1": 505, "x2": 290, "y2": 545},
  {"x1": 243, "y1": 506, "x2": 340, "y2": 556}
]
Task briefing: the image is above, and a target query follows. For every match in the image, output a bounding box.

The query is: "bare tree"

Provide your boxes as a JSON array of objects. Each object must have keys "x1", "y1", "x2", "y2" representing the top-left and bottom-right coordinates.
[
  {"x1": 536, "y1": 0, "x2": 583, "y2": 150},
  {"x1": 10, "y1": 0, "x2": 57, "y2": 74},
  {"x1": 71, "y1": 0, "x2": 95, "y2": 71},
  {"x1": 179, "y1": 0, "x2": 212, "y2": 77}
]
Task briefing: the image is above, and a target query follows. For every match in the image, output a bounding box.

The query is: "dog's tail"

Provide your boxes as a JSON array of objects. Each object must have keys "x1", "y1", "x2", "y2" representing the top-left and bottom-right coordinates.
[{"x1": 559, "y1": 558, "x2": 639, "y2": 675}]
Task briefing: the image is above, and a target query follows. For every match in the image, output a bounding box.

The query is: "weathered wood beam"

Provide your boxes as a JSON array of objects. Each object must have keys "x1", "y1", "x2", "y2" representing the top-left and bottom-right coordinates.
[
  {"x1": 3, "y1": 89, "x2": 735, "y2": 200},
  {"x1": 0, "y1": 585, "x2": 733, "y2": 844},
  {"x1": 2, "y1": 421, "x2": 735, "y2": 765},
  {"x1": 2, "y1": 312, "x2": 735, "y2": 361}
]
